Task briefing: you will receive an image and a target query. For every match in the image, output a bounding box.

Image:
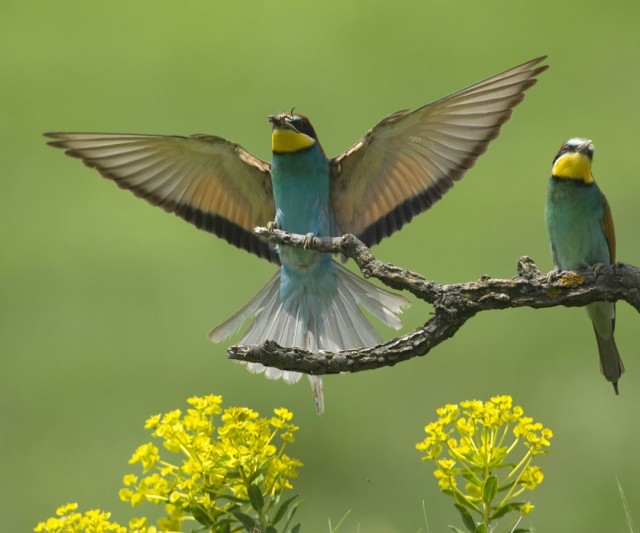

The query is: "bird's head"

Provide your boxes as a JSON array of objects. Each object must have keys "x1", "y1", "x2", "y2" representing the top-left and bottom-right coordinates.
[
  {"x1": 268, "y1": 112, "x2": 320, "y2": 154},
  {"x1": 552, "y1": 137, "x2": 594, "y2": 183}
]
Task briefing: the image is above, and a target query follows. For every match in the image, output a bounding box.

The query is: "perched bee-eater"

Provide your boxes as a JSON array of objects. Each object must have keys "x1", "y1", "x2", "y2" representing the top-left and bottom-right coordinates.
[
  {"x1": 545, "y1": 138, "x2": 624, "y2": 393},
  {"x1": 47, "y1": 56, "x2": 546, "y2": 412}
]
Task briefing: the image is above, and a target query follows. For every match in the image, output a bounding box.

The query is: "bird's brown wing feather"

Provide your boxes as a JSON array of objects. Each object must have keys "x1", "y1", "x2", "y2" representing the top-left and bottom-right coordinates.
[
  {"x1": 601, "y1": 198, "x2": 616, "y2": 262},
  {"x1": 46, "y1": 132, "x2": 278, "y2": 262},
  {"x1": 330, "y1": 56, "x2": 548, "y2": 246}
]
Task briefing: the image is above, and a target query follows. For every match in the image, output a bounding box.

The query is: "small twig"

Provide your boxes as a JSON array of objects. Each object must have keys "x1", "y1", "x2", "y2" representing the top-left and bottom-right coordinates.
[{"x1": 226, "y1": 227, "x2": 640, "y2": 375}]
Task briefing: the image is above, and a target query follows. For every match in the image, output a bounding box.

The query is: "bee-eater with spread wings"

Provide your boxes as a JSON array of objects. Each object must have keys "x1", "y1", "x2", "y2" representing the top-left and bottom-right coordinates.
[{"x1": 47, "y1": 56, "x2": 547, "y2": 412}]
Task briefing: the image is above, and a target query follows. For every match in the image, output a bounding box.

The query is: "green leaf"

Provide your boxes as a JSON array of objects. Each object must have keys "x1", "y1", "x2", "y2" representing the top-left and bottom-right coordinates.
[
  {"x1": 461, "y1": 471, "x2": 482, "y2": 484},
  {"x1": 454, "y1": 503, "x2": 477, "y2": 532},
  {"x1": 189, "y1": 504, "x2": 215, "y2": 527},
  {"x1": 216, "y1": 493, "x2": 250, "y2": 504},
  {"x1": 248, "y1": 483, "x2": 265, "y2": 512},
  {"x1": 328, "y1": 509, "x2": 351, "y2": 532},
  {"x1": 474, "y1": 523, "x2": 488, "y2": 533},
  {"x1": 281, "y1": 498, "x2": 303, "y2": 532},
  {"x1": 617, "y1": 476, "x2": 637, "y2": 533},
  {"x1": 482, "y1": 475, "x2": 498, "y2": 504},
  {"x1": 512, "y1": 529, "x2": 534, "y2": 533},
  {"x1": 265, "y1": 526, "x2": 278, "y2": 533},
  {"x1": 273, "y1": 495, "x2": 299, "y2": 525},
  {"x1": 490, "y1": 502, "x2": 525, "y2": 520},
  {"x1": 232, "y1": 511, "x2": 256, "y2": 530},
  {"x1": 448, "y1": 527, "x2": 467, "y2": 533},
  {"x1": 291, "y1": 523, "x2": 302, "y2": 533},
  {"x1": 497, "y1": 480, "x2": 516, "y2": 493},
  {"x1": 247, "y1": 468, "x2": 264, "y2": 484},
  {"x1": 452, "y1": 490, "x2": 478, "y2": 511}
]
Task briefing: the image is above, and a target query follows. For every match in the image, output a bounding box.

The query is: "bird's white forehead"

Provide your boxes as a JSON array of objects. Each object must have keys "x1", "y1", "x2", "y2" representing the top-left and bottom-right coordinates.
[{"x1": 566, "y1": 137, "x2": 594, "y2": 151}]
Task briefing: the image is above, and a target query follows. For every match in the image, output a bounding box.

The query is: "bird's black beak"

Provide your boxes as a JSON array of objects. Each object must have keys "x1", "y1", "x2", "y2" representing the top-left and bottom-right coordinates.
[{"x1": 577, "y1": 139, "x2": 594, "y2": 155}]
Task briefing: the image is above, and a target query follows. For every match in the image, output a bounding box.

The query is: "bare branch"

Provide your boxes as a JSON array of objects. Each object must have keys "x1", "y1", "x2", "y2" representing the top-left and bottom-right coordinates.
[{"x1": 227, "y1": 227, "x2": 640, "y2": 375}]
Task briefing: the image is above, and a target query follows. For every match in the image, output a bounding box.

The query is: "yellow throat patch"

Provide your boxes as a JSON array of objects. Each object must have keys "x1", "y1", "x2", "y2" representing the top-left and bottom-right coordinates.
[
  {"x1": 272, "y1": 129, "x2": 315, "y2": 153},
  {"x1": 552, "y1": 152, "x2": 593, "y2": 183}
]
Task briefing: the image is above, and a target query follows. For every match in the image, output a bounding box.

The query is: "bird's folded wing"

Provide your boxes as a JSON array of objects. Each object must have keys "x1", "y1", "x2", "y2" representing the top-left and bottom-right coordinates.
[
  {"x1": 330, "y1": 56, "x2": 548, "y2": 246},
  {"x1": 601, "y1": 197, "x2": 616, "y2": 263},
  {"x1": 46, "y1": 132, "x2": 279, "y2": 262}
]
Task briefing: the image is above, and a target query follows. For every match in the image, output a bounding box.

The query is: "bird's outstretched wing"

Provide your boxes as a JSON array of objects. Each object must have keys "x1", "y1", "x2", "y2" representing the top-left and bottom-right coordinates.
[
  {"x1": 330, "y1": 56, "x2": 548, "y2": 246},
  {"x1": 46, "y1": 132, "x2": 279, "y2": 262}
]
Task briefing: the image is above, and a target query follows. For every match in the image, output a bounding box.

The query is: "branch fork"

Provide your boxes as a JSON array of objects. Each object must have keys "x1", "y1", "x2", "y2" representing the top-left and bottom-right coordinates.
[{"x1": 226, "y1": 227, "x2": 640, "y2": 375}]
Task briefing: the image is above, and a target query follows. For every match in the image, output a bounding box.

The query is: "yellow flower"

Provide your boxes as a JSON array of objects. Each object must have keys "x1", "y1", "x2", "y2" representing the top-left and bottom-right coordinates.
[
  {"x1": 437, "y1": 458, "x2": 456, "y2": 472},
  {"x1": 129, "y1": 443, "x2": 160, "y2": 472},
  {"x1": 447, "y1": 436, "x2": 473, "y2": 460},
  {"x1": 521, "y1": 502, "x2": 535, "y2": 515},
  {"x1": 436, "y1": 404, "x2": 460, "y2": 424},
  {"x1": 37, "y1": 396, "x2": 301, "y2": 533},
  {"x1": 35, "y1": 504, "x2": 127, "y2": 533},
  {"x1": 144, "y1": 414, "x2": 161, "y2": 430},
  {"x1": 433, "y1": 468, "x2": 457, "y2": 491},
  {"x1": 417, "y1": 395, "x2": 551, "y2": 528},
  {"x1": 129, "y1": 516, "x2": 157, "y2": 533},
  {"x1": 123, "y1": 474, "x2": 138, "y2": 486},
  {"x1": 119, "y1": 488, "x2": 134, "y2": 503},
  {"x1": 273, "y1": 407, "x2": 294, "y2": 422},
  {"x1": 122, "y1": 396, "x2": 301, "y2": 530},
  {"x1": 456, "y1": 416, "x2": 476, "y2": 437},
  {"x1": 459, "y1": 399, "x2": 483, "y2": 418},
  {"x1": 520, "y1": 465, "x2": 544, "y2": 490},
  {"x1": 55, "y1": 503, "x2": 78, "y2": 516}
]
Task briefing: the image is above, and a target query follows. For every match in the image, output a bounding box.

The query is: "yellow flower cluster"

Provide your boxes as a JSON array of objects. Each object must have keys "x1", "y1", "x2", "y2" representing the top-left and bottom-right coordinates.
[
  {"x1": 416, "y1": 395, "x2": 552, "y2": 529},
  {"x1": 34, "y1": 503, "x2": 153, "y2": 533},
  {"x1": 119, "y1": 395, "x2": 302, "y2": 531},
  {"x1": 36, "y1": 396, "x2": 302, "y2": 533}
]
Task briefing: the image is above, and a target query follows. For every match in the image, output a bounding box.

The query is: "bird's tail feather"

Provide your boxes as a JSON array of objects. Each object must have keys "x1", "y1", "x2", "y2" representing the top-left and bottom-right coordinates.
[
  {"x1": 209, "y1": 271, "x2": 306, "y2": 383},
  {"x1": 208, "y1": 272, "x2": 281, "y2": 344},
  {"x1": 335, "y1": 264, "x2": 408, "y2": 330},
  {"x1": 587, "y1": 302, "x2": 624, "y2": 394},
  {"x1": 593, "y1": 328, "x2": 624, "y2": 394},
  {"x1": 209, "y1": 263, "x2": 410, "y2": 413}
]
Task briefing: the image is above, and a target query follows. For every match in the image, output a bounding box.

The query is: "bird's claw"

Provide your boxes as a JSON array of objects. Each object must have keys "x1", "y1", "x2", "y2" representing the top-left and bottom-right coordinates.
[
  {"x1": 266, "y1": 221, "x2": 277, "y2": 231},
  {"x1": 545, "y1": 268, "x2": 561, "y2": 284},
  {"x1": 302, "y1": 233, "x2": 316, "y2": 249}
]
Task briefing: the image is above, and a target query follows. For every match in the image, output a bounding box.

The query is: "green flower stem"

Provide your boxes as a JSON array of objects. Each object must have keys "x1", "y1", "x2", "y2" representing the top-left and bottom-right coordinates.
[
  {"x1": 498, "y1": 454, "x2": 532, "y2": 508},
  {"x1": 447, "y1": 446, "x2": 483, "y2": 486},
  {"x1": 453, "y1": 485, "x2": 483, "y2": 514},
  {"x1": 504, "y1": 437, "x2": 520, "y2": 457},
  {"x1": 496, "y1": 423, "x2": 511, "y2": 450}
]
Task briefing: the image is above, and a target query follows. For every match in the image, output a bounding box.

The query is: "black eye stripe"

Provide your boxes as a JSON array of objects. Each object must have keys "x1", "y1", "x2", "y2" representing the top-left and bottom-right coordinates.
[{"x1": 290, "y1": 117, "x2": 317, "y2": 139}]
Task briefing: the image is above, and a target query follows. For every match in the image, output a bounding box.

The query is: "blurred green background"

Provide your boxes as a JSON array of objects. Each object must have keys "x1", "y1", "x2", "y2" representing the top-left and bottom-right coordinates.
[{"x1": 2, "y1": 0, "x2": 639, "y2": 531}]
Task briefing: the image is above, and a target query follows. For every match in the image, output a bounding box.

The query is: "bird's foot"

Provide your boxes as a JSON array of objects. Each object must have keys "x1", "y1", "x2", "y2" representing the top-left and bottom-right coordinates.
[
  {"x1": 266, "y1": 220, "x2": 277, "y2": 231},
  {"x1": 545, "y1": 267, "x2": 561, "y2": 284},
  {"x1": 591, "y1": 262, "x2": 606, "y2": 276},
  {"x1": 302, "y1": 233, "x2": 316, "y2": 249}
]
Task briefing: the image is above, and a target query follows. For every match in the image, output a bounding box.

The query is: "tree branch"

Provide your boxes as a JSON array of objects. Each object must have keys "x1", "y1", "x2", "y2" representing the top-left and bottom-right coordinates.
[{"x1": 227, "y1": 227, "x2": 640, "y2": 375}]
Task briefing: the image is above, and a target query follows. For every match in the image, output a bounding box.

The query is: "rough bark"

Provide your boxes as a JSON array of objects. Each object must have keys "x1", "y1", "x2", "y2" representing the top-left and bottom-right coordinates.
[{"x1": 226, "y1": 227, "x2": 640, "y2": 375}]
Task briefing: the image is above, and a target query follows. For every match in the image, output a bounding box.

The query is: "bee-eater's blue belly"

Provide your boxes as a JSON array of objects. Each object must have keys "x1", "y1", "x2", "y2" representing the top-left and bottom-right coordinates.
[{"x1": 271, "y1": 149, "x2": 335, "y2": 314}]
